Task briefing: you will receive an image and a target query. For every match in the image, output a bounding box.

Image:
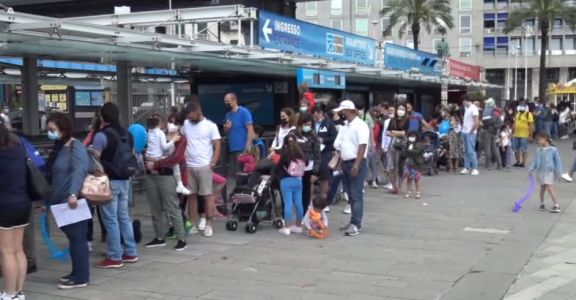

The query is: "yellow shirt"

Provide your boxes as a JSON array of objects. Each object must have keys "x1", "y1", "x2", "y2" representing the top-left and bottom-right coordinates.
[{"x1": 513, "y1": 112, "x2": 534, "y2": 138}]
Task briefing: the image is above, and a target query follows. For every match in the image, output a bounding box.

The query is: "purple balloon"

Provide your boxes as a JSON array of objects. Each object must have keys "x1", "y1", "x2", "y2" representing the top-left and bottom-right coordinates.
[{"x1": 513, "y1": 174, "x2": 536, "y2": 213}]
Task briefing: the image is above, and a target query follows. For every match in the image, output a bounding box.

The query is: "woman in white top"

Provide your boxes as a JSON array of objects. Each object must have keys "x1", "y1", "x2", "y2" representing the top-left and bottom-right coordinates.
[
  {"x1": 559, "y1": 105, "x2": 571, "y2": 140},
  {"x1": 270, "y1": 108, "x2": 296, "y2": 152}
]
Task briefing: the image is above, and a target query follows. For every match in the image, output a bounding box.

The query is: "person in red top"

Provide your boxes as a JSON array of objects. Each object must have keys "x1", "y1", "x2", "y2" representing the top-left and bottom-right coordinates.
[{"x1": 144, "y1": 116, "x2": 188, "y2": 251}]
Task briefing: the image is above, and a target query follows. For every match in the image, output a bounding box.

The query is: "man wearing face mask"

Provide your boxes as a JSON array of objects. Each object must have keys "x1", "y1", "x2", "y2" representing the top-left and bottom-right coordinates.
[
  {"x1": 333, "y1": 100, "x2": 370, "y2": 236},
  {"x1": 460, "y1": 94, "x2": 481, "y2": 176},
  {"x1": 512, "y1": 103, "x2": 534, "y2": 168},
  {"x1": 223, "y1": 93, "x2": 254, "y2": 176}
]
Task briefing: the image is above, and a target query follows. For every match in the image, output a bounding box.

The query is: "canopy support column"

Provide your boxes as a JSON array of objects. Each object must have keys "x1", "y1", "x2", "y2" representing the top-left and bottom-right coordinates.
[
  {"x1": 22, "y1": 56, "x2": 39, "y2": 136},
  {"x1": 116, "y1": 60, "x2": 133, "y2": 126}
]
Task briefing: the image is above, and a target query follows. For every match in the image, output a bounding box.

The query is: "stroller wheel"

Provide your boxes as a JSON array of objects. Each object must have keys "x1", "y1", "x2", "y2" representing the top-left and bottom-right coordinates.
[
  {"x1": 273, "y1": 219, "x2": 284, "y2": 229},
  {"x1": 245, "y1": 222, "x2": 257, "y2": 234},
  {"x1": 226, "y1": 220, "x2": 238, "y2": 231}
]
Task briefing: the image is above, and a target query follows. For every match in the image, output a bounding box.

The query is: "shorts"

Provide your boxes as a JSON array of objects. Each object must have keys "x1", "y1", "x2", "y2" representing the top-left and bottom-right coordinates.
[
  {"x1": 0, "y1": 202, "x2": 31, "y2": 230},
  {"x1": 386, "y1": 149, "x2": 400, "y2": 172},
  {"x1": 188, "y1": 166, "x2": 214, "y2": 196},
  {"x1": 318, "y1": 154, "x2": 331, "y2": 181},
  {"x1": 512, "y1": 137, "x2": 529, "y2": 152}
]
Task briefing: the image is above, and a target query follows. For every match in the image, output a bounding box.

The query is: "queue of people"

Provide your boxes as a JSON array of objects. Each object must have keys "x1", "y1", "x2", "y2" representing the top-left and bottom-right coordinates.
[{"x1": 3, "y1": 91, "x2": 576, "y2": 299}]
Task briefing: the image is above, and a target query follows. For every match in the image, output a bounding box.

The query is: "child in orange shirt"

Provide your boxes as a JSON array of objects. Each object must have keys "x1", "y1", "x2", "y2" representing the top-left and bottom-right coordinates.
[{"x1": 303, "y1": 197, "x2": 329, "y2": 239}]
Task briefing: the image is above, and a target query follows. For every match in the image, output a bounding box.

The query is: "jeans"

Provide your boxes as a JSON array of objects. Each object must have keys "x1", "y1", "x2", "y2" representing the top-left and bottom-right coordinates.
[
  {"x1": 61, "y1": 220, "x2": 89, "y2": 284},
  {"x1": 462, "y1": 133, "x2": 478, "y2": 170},
  {"x1": 544, "y1": 121, "x2": 553, "y2": 136},
  {"x1": 100, "y1": 180, "x2": 137, "y2": 261},
  {"x1": 280, "y1": 177, "x2": 303, "y2": 224},
  {"x1": 145, "y1": 175, "x2": 185, "y2": 240},
  {"x1": 570, "y1": 156, "x2": 576, "y2": 174},
  {"x1": 327, "y1": 172, "x2": 342, "y2": 206},
  {"x1": 342, "y1": 160, "x2": 368, "y2": 228},
  {"x1": 367, "y1": 150, "x2": 379, "y2": 183},
  {"x1": 551, "y1": 122, "x2": 559, "y2": 139}
]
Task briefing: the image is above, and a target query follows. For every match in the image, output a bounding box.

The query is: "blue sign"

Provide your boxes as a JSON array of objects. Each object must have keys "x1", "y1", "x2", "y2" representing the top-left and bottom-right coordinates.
[
  {"x1": 383, "y1": 43, "x2": 440, "y2": 76},
  {"x1": 198, "y1": 83, "x2": 275, "y2": 126},
  {"x1": 259, "y1": 10, "x2": 376, "y2": 65},
  {"x1": 297, "y1": 68, "x2": 346, "y2": 90}
]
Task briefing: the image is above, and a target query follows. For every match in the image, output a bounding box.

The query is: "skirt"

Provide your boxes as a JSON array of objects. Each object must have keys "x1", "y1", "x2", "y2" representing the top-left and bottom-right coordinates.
[
  {"x1": 402, "y1": 161, "x2": 422, "y2": 181},
  {"x1": 537, "y1": 172, "x2": 555, "y2": 185}
]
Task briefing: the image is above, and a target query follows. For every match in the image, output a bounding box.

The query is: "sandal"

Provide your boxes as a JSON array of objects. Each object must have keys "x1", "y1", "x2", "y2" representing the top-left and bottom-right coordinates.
[
  {"x1": 415, "y1": 192, "x2": 421, "y2": 199},
  {"x1": 404, "y1": 192, "x2": 411, "y2": 199}
]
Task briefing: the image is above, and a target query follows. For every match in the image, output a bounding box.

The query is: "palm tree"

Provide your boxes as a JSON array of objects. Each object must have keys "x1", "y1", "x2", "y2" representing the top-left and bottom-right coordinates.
[
  {"x1": 380, "y1": 0, "x2": 454, "y2": 51},
  {"x1": 504, "y1": 0, "x2": 576, "y2": 102}
]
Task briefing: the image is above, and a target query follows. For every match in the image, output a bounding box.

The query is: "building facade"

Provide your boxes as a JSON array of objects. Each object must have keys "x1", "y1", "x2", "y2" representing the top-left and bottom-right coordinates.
[{"x1": 297, "y1": 0, "x2": 576, "y2": 101}]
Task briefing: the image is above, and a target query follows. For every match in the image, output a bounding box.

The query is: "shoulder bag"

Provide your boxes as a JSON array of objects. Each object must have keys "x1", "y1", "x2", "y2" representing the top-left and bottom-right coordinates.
[
  {"x1": 71, "y1": 140, "x2": 113, "y2": 205},
  {"x1": 20, "y1": 139, "x2": 52, "y2": 201}
]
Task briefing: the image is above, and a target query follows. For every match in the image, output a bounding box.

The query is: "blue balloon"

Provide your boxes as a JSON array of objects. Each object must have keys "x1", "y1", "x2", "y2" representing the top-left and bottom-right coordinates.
[
  {"x1": 128, "y1": 124, "x2": 147, "y2": 154},
  {"x1": 438, "y1": 120, "x2": 451, "y2": 135},
  {"x1": 39, "y1": 212, "x2": 69, "y2": 261}
]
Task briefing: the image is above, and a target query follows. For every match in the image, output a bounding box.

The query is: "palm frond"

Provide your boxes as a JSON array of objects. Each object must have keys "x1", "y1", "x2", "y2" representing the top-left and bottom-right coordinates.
[{"x1": 503, "y1": 8, "x2": 534, "y2": 34}]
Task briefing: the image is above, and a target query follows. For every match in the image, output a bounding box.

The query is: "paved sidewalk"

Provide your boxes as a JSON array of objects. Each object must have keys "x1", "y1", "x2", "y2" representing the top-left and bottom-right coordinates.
[{"x1": 12, "y1": 140, "x2": 576, "y2": 300}]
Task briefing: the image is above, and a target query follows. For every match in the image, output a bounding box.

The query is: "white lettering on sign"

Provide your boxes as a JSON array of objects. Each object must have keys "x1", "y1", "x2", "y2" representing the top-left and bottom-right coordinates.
[
  {"x1": 346, "y1": 37, "x2": 368, "y2": 49},
  {"x1": 274, "y1": 20, "x2": 301, "y2": 36},
  {"x1": 388, "y1": 47, "x2": 419, "y2": 61}
]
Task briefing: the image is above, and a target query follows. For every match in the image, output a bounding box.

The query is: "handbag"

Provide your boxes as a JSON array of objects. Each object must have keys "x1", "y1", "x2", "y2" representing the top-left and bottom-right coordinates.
[
  {"x1": 393, "y1": 138, "x2": 406, "y2": 151},
  {"x1": 21, "y1": 140, "x2": 52, "y2": 201},
  {"x1": 328, "y1": 151, "x2": 341, "y2": 170},
  {"x1": 74, "y1": 143, "x2": 112, "y2": 205}
]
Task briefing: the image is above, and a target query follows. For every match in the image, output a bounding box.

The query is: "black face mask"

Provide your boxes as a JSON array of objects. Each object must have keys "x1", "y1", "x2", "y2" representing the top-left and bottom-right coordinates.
[
  {"x1": 225, "y1": 103, "x2": 232, "y2": 110},
  {"x1": 280, "y1": 119, "x2": 288, "y2": 126},
  {"x1": 190, "y1": 118, "x2": 200, "y2": 124},
  {"x1": 338, "y1": 113, "x2": 346, "y2": 119}
]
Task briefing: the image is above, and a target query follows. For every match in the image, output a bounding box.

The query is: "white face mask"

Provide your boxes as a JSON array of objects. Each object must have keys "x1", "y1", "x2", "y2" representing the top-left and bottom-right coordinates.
[
  {"x1": 167, "y1": 122, "x2": 179, "y2": 133},
  {"x1": 408, "y1": 137, "x2": 416, "y2": 143},
  {"x1": 300, "y1": 106, "x2": 308, "y2": 113},
  {"x1": 397, "y1": 109, "x2": 406, "y2": 117}
]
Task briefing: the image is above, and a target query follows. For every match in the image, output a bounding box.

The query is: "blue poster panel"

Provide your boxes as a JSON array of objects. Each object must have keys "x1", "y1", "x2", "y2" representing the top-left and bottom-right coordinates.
[{"x1": 383, "y1": 43, "x2": 441, "y2": 76}]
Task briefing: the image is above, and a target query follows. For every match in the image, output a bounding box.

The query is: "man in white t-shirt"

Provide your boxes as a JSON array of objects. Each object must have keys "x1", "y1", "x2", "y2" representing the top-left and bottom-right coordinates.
[
  {"x1": 181, "y1": 101, "x2": 221, "y2": 237},
  {"x1": 333, "y1": 100, "x2": 370, "y2": 237},
  {"x1": 460, "y1": 94, "x2": 480, "y2": 176}
]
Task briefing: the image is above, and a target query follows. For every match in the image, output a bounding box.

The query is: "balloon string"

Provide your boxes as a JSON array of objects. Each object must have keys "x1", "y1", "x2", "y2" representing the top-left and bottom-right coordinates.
[{"x1": 513, "y1": 174, "x2": 536, "y2": 213}]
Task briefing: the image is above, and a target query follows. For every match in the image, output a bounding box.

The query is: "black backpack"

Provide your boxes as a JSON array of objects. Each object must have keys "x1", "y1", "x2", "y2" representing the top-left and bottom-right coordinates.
[{"x1": 103, "y1": 128, "x2": 138, "y2": 179}]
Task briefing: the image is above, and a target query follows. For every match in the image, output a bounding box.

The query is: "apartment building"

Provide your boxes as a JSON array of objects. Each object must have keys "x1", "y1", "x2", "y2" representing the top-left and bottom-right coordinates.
[{"x1": 297, "y1": 0, "x2": 576, "y2": 101}]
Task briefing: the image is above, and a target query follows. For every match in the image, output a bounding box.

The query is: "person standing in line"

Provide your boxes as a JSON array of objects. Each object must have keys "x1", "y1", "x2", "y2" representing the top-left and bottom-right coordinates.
[
  {"x1": 386, "y1": 103, "x2": 410, "y2": 194},
  {"x1": 0, "y1": 119, "x2": 30, "y2": 299},
  {"x1": 277, "y1": 135, "x2": 306, "y2": 236},
  {"x1": 406, "y1": 101, "x2": 433, "y2": 133},
  {"x1": 460, "y1": 95, "x2": 480, "y2": 176},
  {"x1": 550, "y1": 104, "x2": 559, "y2": 140},
  {"x1": 92, "y1": 103, "x2": 139, "y2": 269},
  {"x1": 223, "y1": 93, "x2": 254, "y2": 176},
  {"x1": 480, "y1": 98, "x2": 502, "y2": 170},
  {"x1": 312, "y1": 105, "x2": 337, "y2": 199},
  {"x1": 333, "y1": 100, "x2": 369, "y2": 237},
  {"x1": 181, "y1": 101, "x2": 221, "y2": 237},
  {"x1": 559, "y1": 104, "x2": 571, "y2": 140},
  {"x1": 381, "y1": 105, "x2": 395, "y2": 189},
  {"x1": 45, "y1": 113, "x2": 92, "y2": 289},
  {"x1": 512, "y1": 103, "x2": 534, "y2": 168},
  {"x1": 270, "y1": 108, "x2": 296, "y2": 152}
]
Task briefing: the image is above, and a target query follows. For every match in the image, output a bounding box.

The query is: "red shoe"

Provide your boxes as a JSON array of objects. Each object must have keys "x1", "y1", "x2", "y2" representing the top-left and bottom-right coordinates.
[
  {"x1": 122, "y1": 255, "x2": 139, "y2": 263},
  {"x1": 96, "y1": 258, "x2": 124, "y2": 269}
]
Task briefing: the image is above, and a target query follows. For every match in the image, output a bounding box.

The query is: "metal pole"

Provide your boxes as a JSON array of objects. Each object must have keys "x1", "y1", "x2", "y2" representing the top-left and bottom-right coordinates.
[
  {"x1": 524, "y1": 29, "x2": 529, "y2": 99},
  {"x1": 169, "y1": 0, "x2": 172, "y2": 10},
  {"x1": 237, "y1": 18, "x2": 242, "y2": 46},
  {"x1": 506, "y1": 44, "x2": 511, "y2": 101},
  {"x1": 250, "y1": 19, "x2": 254, "y2": 46},
  {"x1": 514, "y1": 49, "x2": 518, "y2": 101}
]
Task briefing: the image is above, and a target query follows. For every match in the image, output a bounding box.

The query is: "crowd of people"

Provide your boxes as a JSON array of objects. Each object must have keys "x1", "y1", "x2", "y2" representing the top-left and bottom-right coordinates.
[{"x1": 1, "y1": 91, "x2": 575, "y2": 299}]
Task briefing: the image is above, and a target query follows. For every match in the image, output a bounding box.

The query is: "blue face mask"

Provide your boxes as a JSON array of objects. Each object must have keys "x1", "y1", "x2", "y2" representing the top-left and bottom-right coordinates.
[
  {"x1": 47, "y1": 130, "x2": 61, "y2": 141},
  {"x1": 302, "y1": 125, "x2": 312, "y2": 133}
]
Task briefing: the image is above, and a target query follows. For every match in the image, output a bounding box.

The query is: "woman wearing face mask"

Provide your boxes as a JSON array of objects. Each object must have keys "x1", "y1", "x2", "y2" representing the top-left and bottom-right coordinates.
[
  {"x1": 271, "y1": 108, "x2": 296, "y2": 152},
  {"x1": 45, "y1": 112, "x2": 92, "y2": 290},
  {"x1": 386, "y1": 103, "x2": 410, "y2": 194},
  {"x1": 512, "y1": 103, "x2": 534, "y2": 168},
  {"x1": 283, "y1": 113, "x2": 321, "y2": 221}
]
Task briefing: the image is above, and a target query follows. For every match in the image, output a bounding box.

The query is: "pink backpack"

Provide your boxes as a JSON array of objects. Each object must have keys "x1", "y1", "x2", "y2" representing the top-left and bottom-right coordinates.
[{"x1": 285, "y1": 159, "x2": 306, "y2": 177}]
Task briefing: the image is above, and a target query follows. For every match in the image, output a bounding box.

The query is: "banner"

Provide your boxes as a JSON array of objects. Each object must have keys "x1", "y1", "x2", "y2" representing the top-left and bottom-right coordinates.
[
  {"x1": 448, "y1": 58, "x2": 481, "y2": 81},
  {"x1": 383, "y1": 43, "x2": 440, "y2": 76}
]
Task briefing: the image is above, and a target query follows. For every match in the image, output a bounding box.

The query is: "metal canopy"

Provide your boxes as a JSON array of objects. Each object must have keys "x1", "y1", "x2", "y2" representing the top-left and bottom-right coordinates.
[{"x1": 0, "y1": 9, "x2": 500, "y2": 89}]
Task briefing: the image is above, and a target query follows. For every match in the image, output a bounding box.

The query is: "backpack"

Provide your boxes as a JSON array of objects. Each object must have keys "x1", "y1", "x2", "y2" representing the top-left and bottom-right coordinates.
[
  {"x1": 285, "y1": 159, "x2": 306, "y2": 177},
  {"x1": 103, "y1": 128, "x2": 138, "y2": 179}
]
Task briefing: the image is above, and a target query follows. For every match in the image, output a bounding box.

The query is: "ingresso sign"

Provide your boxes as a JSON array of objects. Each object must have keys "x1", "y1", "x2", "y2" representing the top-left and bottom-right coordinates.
[{"x1": 258, "y1": 10, "x2": 376, "y2": 66}]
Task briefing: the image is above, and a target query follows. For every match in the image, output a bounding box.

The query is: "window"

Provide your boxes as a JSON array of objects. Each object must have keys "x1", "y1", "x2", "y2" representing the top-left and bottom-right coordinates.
[
  {"x1": 553, "y1": 18, "x2": 563, "y2": 29},
  {"x1": 331, "y1": 0, "x2": 343, "y2": 16},
  {"x1": 566, "y1": 35, "x2": 576, "y2": 51},
  {"x1": 551, "y1": 36, "x2": 563, "y2": 53},
  {"x1": 486, "y1": 69, "x2": 505, "y2": 84},
  {"x1": 484, "y1": 14, "x2": 495, "y2": 32},
  {"x1": 484, "y1": 36, "x2": 496, "y2": 56},
  {"x1": 460, "y1": 15, "x2": 472, "y2": 34},
  {"x1": 497, "y1": 36, "x2": 509, "y2": 55},
  {"x1": 330, "y1": 19, "x2": 343, "y2": 30},
  {"x1": 355, "y1": 0, "x2": 368, "y2": 15},
  {"x1": 355, "y1": 18, "x2": 369, "y2": 36},
  {"x1": 569, "y1": 68, "x2": 576, "y2": 80},
  {"x1": 459, "y1": 37, "x2": 472, "y2": 57},
  {"x1": 460, "y1": 0, "x2": 472, "y2": 11},
  {"x1": 497, "y1": 13, "x2": 508, "y2": 32},
  {"x1": 524, "y1": 19, "x2": 535, "y2": 28},
  {"x1": 305, "y1": 1, "x2": 318, "y2": 17},
  {"x1": 546, "y1": 68, "x2": 560, "y2": 83},
  {"x1": 526, "y1": 37, "x2": 535, "y2": 54}
]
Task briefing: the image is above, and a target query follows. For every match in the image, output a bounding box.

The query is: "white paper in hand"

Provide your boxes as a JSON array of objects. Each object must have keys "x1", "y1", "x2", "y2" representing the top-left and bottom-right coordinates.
[{"x1": 50, "y1": 199, "x2": 92, "y2": 228}]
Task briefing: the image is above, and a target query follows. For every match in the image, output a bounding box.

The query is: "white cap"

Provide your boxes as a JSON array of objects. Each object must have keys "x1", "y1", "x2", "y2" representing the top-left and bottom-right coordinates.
[{"x1": 333, "y1": 100, "x2": 356, "y2": 112}]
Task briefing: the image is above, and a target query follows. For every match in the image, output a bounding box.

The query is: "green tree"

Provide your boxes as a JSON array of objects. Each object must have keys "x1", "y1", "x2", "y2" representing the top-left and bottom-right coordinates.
[
  {"x1": 504, "y1": 0, "x2": 576, "y2": 102},
  {"x1": 380, "y1": 0, "x2": 454, "y2": 51}
]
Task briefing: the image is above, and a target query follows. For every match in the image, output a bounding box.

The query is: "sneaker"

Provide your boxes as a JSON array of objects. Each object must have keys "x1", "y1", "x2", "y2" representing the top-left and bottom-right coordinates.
[
  {"x1": 87, "y1": 241, "x2": 93, "y2": 253},
  {"x1": 185, "y1": 221, "x2": 194, "y2": 232},
  {"x1": 96, "y1": 258, "x2": 124, "y2": 269},
  {"x1": 122, "y1": 255, "x2": 139, "y2": 263},
  {"x1": 384, "y1": 183, "x2": 394, "y2": 190},
  {"x1": 174, "y1": 240, "x2": 187, "y2": 251},
  {"x1": 363, "y1": 181, "x2": 368, "y2": 187},
  {"x1": 562, "y1": 173, "x2": 573, "y2": 182},
  {"x1": 539, "y1": 204, "x2": 546, "y2": 210},
  {"x1": 145, "y1": 238, "x2": 166, "y2": 248},
  {"x1": 289, "y1": 225, "x2": 303, "y2": 234},
  {"x1": 57, "y1": 280, "x2": 88, "y2": 290},
  {"x1": 345, "y1": 224, "x2": 360, "y2": 236},
  {"x1": 198, "y1": 217, "x2": 207, "y2": 231},
  {"x1": 176, "y1": 183, "x2": 191, "y2": 195},
  {"x1": 460, "y1": 168, "x2": 469, "y2": 175},
  {"x1": 278, "y1": 227, "x2": 291, "y2": 235},
  {"x1": 342, "y1": 192, "x2": 349, "y2": 202},
  {"x1": 561, "y1": 135, "x2": 570, "y2": 140},
  {"x1": 343, "y1": 204, "x2": 351, "y2": 214},
  {"x1": 551, "y1": 205, "x2": 562, "y2": 213},
  {"x1": 203, "y1": 225, "x2": 213, "y2": 237},
  {"x1": 470, "y1": 169, "x2": 479, "y2": 176},
  {"x1": 371, "y1": 181, "x2": 378, "y2": 189},
  {"x1": 16, "y1": 291, "x2": 24, "y2": 300},
  {"x1": 323, "y1": 206, "x2": 331, "y2": 213},
  {"x1": 59, "y1": 274, "x2": 71, "y2": 284},
  {"x1": 0, "y1": 293, "x2": 15, "y2": 300},
  {"x1": 187, "y1": 225, "x2": 199, "y2": 235}
]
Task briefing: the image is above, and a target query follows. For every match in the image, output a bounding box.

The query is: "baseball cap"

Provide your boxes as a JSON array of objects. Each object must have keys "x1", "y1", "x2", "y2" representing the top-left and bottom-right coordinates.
[{"x1": 333, "y1": 100, "x2": 356, "y2": 112}]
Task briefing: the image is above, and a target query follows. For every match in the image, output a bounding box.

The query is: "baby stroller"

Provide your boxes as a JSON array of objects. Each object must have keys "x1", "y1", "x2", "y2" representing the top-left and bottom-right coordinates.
[
  {"x1": 421, "y1": 131, "x2": 439, "y2": 176},
  {"x1": 225, "y1": 162, "x2": 283, "y2": 234}
]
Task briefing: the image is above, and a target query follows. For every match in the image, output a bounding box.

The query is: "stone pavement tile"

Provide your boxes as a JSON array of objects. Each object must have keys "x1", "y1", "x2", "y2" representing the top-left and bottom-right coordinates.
[
  {"x1": 506, "y1": 276, "x2": 544, "y2": 295},
  {"x1": 441, "y1": 271, "x2": 515, "y2": 300},
  {"x1": 547, "y1": 279, "x2": 576, "y2": 297},
  {"x1": 536, "y1": 292, "x2": 575, "y2": 300},
  {"x1": 504, "y1": 276, "x2": 573, "y2": 300}
]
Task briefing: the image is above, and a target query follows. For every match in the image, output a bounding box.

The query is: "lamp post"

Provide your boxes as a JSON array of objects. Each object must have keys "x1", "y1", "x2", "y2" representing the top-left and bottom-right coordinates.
[
  {"x1": 524, "y1": 27, "x2": 531, "y2": 99},
  {"x1": 514, "y1": 45, "x2": 520, "y2": 100}
]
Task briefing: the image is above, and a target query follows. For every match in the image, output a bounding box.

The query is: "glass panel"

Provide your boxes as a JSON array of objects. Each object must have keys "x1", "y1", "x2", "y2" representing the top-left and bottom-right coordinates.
[
  {"x1": 460, "y1": 15, "x2": 471, "y2": 34},
  {"x1": 460, "y1": 0, "x2": 472, "y2": 10},
  {"x1": 355, "y1": 18, "x2": 369, "y2": 36},
  {"x1": 331, "y1": 0, "x2": 343, "y2": 15},
  {"x1": 551, "y1": 37, "x2": 563, "y2": 50},
  {"x1": 305, "y1": 2, "x2": 318, "y2": 17},
  {"x1": 484, "y1": 37, "x2": 496, "y2": 49},
  {"x1": 566, "y1": 36, "x2": 576, "y2": 50},
  {"x1": 356, "y1": 0, "x2": 368, "y2": 15},
  {"x1": 459, "y1": 37, "x2": 472, "y2": 57}
]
